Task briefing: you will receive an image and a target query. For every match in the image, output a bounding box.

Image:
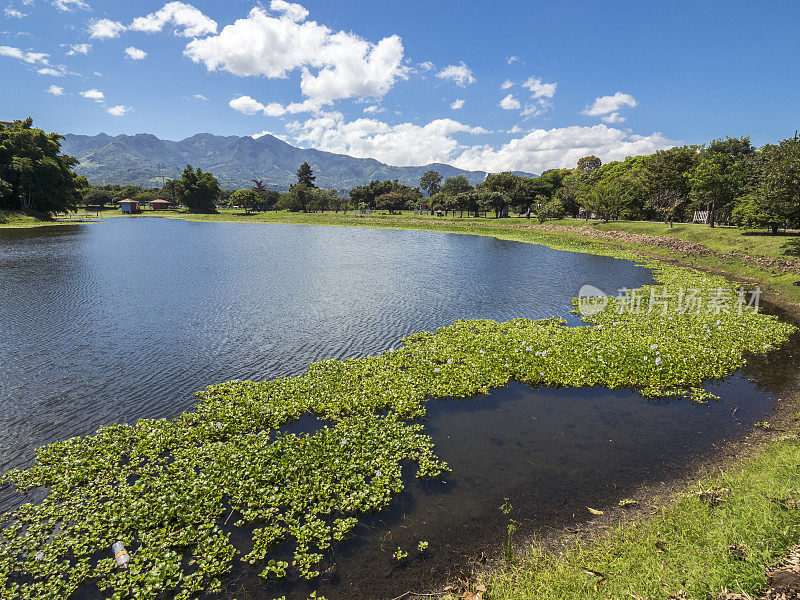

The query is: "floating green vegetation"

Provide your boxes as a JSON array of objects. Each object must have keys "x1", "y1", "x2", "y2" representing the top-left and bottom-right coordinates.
[{"x1": 0, "y1": 257, "x2": 794, "y2": 599}]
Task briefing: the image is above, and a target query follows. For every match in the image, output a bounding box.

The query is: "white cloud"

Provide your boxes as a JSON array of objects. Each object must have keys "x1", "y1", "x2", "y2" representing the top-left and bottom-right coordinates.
[
  {"x1": 80, "y1": 88, "x2": 104, "y2": 102},
  {"x1": 582, "y1": 91, "x2": 637, "y2": 117},
  {"x1": 499, "y1": 93, "x2": 521, "y2": 110},
  {"x1": 47, "y1": 84, "x2": 64, "y2": 95},
  {"x1": 501, "y1": 79, "x2": 513, "y2": 90},
  {"x1": 52, "y1": 0, "x2": 90, "y2": 11},
  {"x1": 363, "y1": 104, "x2": 383, "y2": 114},
  {"x1": 0, "y1": 45, "x2": 48, "y2": 64},
  {"x1": 269, "y1": 0, "x2": 308, "y2": 23},
  {"x1": 601, "y1": 112, "x2": 626, "y2": 124},
  {"x1": 418, "y1": 60, "x2": 434, "y2": 71},
  {"x1": 251, "y1": 129, "x2": 289, "y2": 142},
  {"x1": 229, "y1": 95, "x2": 286, "y2": 117},
  {"x1": 130, "y1": 1, "x2": 217, "y2": 37},
  {"x1": 124, "y1": 46, "x2": 147, "y2": 60},
  {"x1": 285, "y1": 113, "x2": 674, "y2": 174},
  {"x1": 229, "y1": 94, "x2": 322, "y2": 117},
  {"x1": 4, "y1": 8, "x2": 26, "y2": 18},
  {"x1": 453, "y1": 125, "x2": 673, "y2": 173},
  {"x1": 106, "y1": 104, "x2": 130, "y2": 116},
  {"x1": 191, "y1": 93, "x2": 208, "y2": 101},
  {"x1": 89, "y1": 18, "x2": 126, "y2": 39},
  {"x1": 522, "y1": 76, "x2": 556, "y2": 99},
  {"x1": 450, "y1": 98, "x2": 465, "y2": 110},
  {"x1": 0, "y1": 45, "x2": 69, "y2": 75},
  {"x1": 66, "y1": 42, "x2": 91, "y2": 55},
  {"x1": 508, "y1": 125, "x2": 523, "y2": 134},
  {"x1": 436, "y1": 61, "x2": 474, "y2": 87},
  {"x1": 287, "y1": 111, "x2": 490, "y2": 167},
  {"x1": 507, "y1": 56, "x2": 519, "y2": 64},
  {"x1": 185, "y1": 6, "x2": 407, "y2": 104}
]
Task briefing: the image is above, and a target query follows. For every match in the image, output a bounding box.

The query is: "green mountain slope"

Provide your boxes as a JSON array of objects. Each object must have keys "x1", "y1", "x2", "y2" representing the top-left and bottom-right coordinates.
[{"x1": 61, "y1": 132, "x2": 532, "y2": 191}]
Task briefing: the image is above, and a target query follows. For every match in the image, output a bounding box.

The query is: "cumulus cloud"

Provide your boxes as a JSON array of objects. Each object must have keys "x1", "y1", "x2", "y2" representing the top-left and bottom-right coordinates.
[
  {"x1": 450, "y1": 98, "x2": 465, "y2": 110},
  {"x1": 52, "y1": 0, "x2": 90, "y2": 11},
  {"x1": 363, "y1": 105, "x2": 383, "y2": 114},
  {"x1": 507, "y1": 56, "x2": 519, "y2": 64},
  {"x1": 89, "y1": 18, "x2": 126, "y2": 39},
  {"x1": 80, "y1": 88, "x2": 104, "y2": 102},
  {"x1": 37, "y1": 67, "x2": 63, "y2": 76},
  {"x1": 130, "y1": 1, "x2": 217, "y2": 37},
  {"x1": 284, "y1": 113, "x2": 674, "y2": 174},
  {"x1": 124, "y1": 46, "x2": 147, "y2": 60},
  {"x1": 499, "y1": 93, "x2": 521, "y2": 110},
  {"x1": 582, "y1": 91, "x2": 637, "y2": 117},
  {"x1": 501, "y1": 79, "x2": 513, "y2": 90},
  {"x1": 47, "y1": 84, "x2": 64, "y2": 95},
  {"x1": 269, "y1": 0, "x2": 308, "y2": 22},
  {"x1": 106, "y1": 104, "x2": 130, "y2": 116},
  {"x1": 436, "y1": 61, "x2": 474, "y2": 87},
  {"x1": 66, "y1": 42, "x2": 91, "y2": 55},
  {"x1": 4, "y1": 8, "x2": 26, "y2": 18},
  {"x1": 185, "y1": 6, "x2": 407, "y2": 104},
  {"x1": 288, "y1": 112, "x2": 490, "y2": 167},
  {"x1": 228, "y1": 94, "x2": 323, "y2": 118},
  {"x1": 522, "y1": 76, "x2": 556, "y2": 99},
  {"x1": 418, "y1": 60, "x2": 434, "y2": 71},
  {"x1": 601, "y1": 112, "x2": 626, "y2": 124}
]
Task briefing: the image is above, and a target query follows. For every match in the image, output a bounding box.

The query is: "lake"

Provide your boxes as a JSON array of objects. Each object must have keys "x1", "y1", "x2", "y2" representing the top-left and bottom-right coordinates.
[{"x1": 0, "y1": 218, "x2": 791, "y2": 600}]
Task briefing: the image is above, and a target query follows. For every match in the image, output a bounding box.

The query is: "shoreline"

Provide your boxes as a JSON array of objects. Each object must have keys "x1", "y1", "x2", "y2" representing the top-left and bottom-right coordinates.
[{"x1": 2, "y1": 211, "x2": 800, "y2": 600}]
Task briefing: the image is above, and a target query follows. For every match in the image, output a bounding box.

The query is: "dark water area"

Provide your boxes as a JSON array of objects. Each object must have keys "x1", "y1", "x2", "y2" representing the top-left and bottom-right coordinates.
[{"x1": 0, "y1": 219, "x2": 796, "y2": 600}]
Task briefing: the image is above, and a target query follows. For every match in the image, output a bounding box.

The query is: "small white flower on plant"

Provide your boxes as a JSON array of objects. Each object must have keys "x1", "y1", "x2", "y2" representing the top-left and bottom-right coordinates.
[
  {"x1": 376, "y1": 470, "x2": 382, "y2": 478},
  {"x1": 651, "y1": 344, "x2": 658, "y2": 350},
  {"x1": 655, "y1": 357, "x2": 662, "y2": 365}
]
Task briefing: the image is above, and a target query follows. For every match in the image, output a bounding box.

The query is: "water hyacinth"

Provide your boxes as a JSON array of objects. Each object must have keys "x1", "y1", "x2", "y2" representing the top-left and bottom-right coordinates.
[{"x1": 0, "y1": 256, "x2": 794, "y2": 599}]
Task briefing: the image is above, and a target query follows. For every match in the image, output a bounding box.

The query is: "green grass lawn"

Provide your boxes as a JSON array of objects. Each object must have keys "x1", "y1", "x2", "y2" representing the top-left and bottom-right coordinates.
[{"x1": 474, "y1": 430, "x2": 800, "y2": 600}]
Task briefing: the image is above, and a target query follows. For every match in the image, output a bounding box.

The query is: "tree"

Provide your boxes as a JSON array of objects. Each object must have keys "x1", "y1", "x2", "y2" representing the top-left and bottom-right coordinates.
[
  {"x1": 479, "y1": 190, "x2": 510, "y2": 218},
  {"x1": 732, "y1": 137, "x2": 800, "y2": 233},
  {"x1": 579, "y1": 179, "x2": 628, "y2": 222},
  {"x1": 251, "y1": 180, "x2": 279, "y2": 211},
  {"x1": 440, "y1": 175, "x2": 473, "y2": 197},
  {"x1": 419, "y1": 170, "x2": 442, "y2": 197},
  {"x1": 159, "y1": 179, "x2": 181, "y2": 205},
  {"x1": 175, "y1": 164, "x2": 220, "y2": 213},
  {"x1": 228, "y1": 189, "x2": 260, "y2": 214},
  {"x1": 81, "y1": 187, "x2": 114, "y2": 210},
  {"x1": 478, "y1": 172, "x2": 532, "y2": 215},
  {"x1": 296, "y1": 162, "x2": 316, "y2": 187},
  {"x1": 0, "y1": 117, "x2": 85, "y2": 214},
  {"x1": 577, "y1": 155, "x2": 602, "y2": 174},
  {"x1": 538, "y1": 197, "x2": 566, "y2": 222},
  {"x1": 689, "y1": 137, "x2": 754, "y2": 227}
]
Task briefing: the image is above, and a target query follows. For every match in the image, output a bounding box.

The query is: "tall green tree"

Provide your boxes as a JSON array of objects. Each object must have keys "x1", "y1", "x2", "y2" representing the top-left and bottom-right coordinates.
[
  {"x1": 0, "y1": 117, "x2": 85, "y2": 214},
  {"x1": 577, "y1": 155, "x2": 602, "y2": 174},
  {"x1": 228, "y1": 189, "x2": 260, "y2": 214},
  {"x1": 689, "y1": 137, "x2": 754, "y2": 227},
  {"x1": 419, "y1": 170, "x2": 443, "y2": 197},
  {"x1": 732, "y1": 137, "x2": 800, "y2": 233},
  {"x1": 579, "y1": 179, "x2": 628, "y2": 222},
  {"x1": 296, "y1": 162, "x2": 316, "y2": 188},
  {"x1": 175, "y1": 165, "x2": 220, "y2": 213}
]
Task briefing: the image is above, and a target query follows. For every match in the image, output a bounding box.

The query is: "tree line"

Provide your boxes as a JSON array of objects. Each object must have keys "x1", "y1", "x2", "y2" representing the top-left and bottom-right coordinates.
[{"x1": 2, "y1": 117, "x2": 798, "y2": 233}]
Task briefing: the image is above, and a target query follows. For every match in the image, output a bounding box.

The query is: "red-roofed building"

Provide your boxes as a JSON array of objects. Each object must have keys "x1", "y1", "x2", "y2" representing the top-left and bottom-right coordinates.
[
  {"x1": 151, "y1": 199, "x2": 170, "y2": 211},
  {"x1": 119, "y1": 199, "x2": 139, "y2": 214}
]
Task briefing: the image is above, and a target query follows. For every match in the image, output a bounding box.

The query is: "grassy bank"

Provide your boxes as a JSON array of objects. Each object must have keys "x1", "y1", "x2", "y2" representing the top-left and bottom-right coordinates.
[{"x1": 474, "y1": 428, "x2": 800, "y2": 600}]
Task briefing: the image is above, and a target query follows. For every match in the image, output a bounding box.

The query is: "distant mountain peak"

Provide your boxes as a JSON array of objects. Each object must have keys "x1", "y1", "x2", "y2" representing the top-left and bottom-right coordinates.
[{"x1": 61, "y1": 131, "x2": 535, "y2": 191}]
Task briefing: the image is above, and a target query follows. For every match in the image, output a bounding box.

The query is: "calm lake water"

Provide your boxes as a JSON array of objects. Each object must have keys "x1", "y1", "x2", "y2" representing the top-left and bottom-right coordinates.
[{"x1": 0, "y1": 218, "x2": 792, "y2": 600}]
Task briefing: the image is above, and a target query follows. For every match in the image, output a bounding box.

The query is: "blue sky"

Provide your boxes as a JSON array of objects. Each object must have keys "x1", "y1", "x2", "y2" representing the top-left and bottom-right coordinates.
[{"x1": 2, "y1": 0, "x2": 799, "y2": 173}]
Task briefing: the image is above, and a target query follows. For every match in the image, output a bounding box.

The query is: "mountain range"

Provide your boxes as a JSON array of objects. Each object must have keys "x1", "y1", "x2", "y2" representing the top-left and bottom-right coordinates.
[{"x1": 61, "y1": 132, "x2": 534, "y2": 192}]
